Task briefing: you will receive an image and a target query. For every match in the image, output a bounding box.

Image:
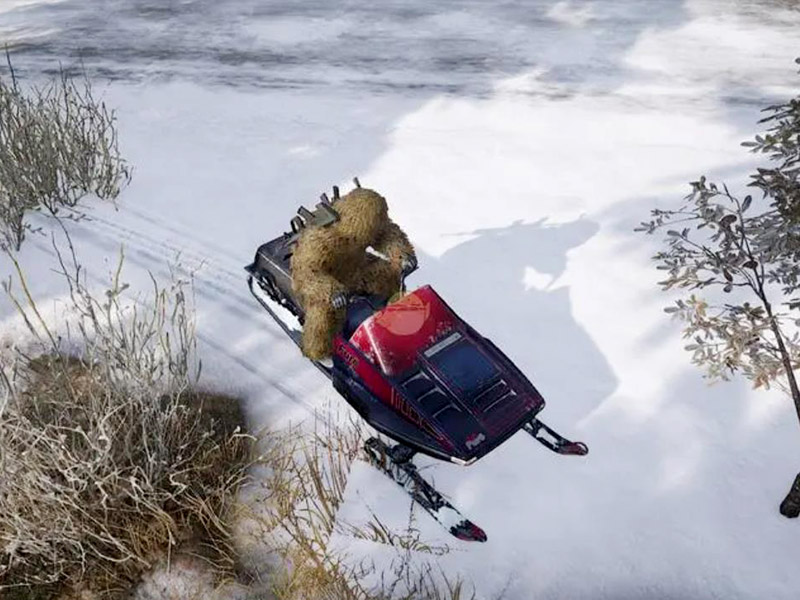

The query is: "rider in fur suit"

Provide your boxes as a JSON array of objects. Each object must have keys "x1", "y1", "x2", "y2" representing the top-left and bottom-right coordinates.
[{"x1": 290, "y1": 187, "x2": 416, "y2": 360}]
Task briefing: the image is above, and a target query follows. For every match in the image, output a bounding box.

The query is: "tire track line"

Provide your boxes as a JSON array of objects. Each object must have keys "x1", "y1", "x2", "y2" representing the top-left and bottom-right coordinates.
[{"x1": 31, "y1": 224, "x2": 330, "y2": 423}]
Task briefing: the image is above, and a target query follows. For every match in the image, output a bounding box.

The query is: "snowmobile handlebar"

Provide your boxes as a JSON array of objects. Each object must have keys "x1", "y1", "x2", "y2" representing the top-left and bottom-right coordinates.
[
  {"x1": 330, "y1": 257, "x2": 417, "y2": 309},
  {"x1": 400, "y1": 254, "x2": 417, "y2": 275}
]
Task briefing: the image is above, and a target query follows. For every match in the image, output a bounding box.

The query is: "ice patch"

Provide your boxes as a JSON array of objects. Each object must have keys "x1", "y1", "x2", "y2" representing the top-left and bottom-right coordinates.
[
  {"x1": 492, "y1": 66, "x2": 571, "y2": 97},
  {"x1": 546, "y1": 1, "x2": 596, "y2": 28},
  {"x1": 0, "y1": 0, "x2": 65, "y2": 14},
  {"x1": 242, "y1": 17, "x2": 352, "y2": 46},
  {"x1": 622, "y1": 11, "x2": 799, "y2": 99},
  {"x1": 0, "y1": 0, "x2": 64, "y2": 48}
]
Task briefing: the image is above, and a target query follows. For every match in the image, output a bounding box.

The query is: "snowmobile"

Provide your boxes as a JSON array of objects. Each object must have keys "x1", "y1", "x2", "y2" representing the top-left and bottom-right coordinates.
[{"x1": 245, "y1": 179, "x2": 588, "y2": 542}]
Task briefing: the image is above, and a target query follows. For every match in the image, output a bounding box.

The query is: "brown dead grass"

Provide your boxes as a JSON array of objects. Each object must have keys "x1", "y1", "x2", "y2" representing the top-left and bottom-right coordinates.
[{"x1": 0, "y1": 352, "x2": 254, "y2": 600}]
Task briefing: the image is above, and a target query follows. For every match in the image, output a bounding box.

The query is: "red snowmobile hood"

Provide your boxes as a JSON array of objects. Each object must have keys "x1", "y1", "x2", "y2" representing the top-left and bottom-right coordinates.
[
  {"x1": 347, "y1": 285, "x2": 543, "y2": 455},
  {"x1": 349, "y1": 285, "x2": 458, "y2": 377}
]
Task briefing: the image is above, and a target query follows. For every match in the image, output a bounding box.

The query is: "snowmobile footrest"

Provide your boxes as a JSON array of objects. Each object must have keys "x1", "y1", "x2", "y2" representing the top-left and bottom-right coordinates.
[{"x1": 523, "y1": 418, "x2": 588, "y2": 456}]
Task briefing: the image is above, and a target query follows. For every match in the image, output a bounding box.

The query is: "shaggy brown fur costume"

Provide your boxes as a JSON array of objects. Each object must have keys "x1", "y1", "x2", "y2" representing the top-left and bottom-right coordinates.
[{"x1": 290, "y1": 188, "x2": 416, "y2": 360}]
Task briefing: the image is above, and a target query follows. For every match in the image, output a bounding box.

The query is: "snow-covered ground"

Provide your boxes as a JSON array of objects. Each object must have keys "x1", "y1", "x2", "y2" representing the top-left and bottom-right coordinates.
[{"x1": 2, "y1": 1, "x2": 800, "y2": 598}]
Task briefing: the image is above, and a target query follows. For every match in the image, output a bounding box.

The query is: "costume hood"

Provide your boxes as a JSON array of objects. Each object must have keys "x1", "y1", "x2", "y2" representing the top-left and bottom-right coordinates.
[{"x1": 335, "y1": 188, "x2": 389, "y2": 248}]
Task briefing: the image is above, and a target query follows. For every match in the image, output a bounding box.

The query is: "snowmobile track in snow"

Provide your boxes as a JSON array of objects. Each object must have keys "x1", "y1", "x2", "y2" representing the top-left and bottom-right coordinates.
[{"x1": 30, "y1": 215, "x2": 335, "y2": 425}]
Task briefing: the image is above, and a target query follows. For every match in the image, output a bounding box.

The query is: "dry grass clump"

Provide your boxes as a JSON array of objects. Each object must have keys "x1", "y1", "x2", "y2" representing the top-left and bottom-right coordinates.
[
  {"x1": 236, "y1": 414, "x2": 476, "y2": 600},
  {"x1": 0, "y1": 245, "x2": 253, "y2": 599},
  {"x1": 0, "y1": 54, "x2": 131, "y2": 251}
]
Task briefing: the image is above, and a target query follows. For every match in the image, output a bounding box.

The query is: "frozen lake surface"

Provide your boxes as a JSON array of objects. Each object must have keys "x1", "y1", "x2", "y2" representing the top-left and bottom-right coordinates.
[{"x1": 2, "y1": 0, "x2": 795, "y2": 101}]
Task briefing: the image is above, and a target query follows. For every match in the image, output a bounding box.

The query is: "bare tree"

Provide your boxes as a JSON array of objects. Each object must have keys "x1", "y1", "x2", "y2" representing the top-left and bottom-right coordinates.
[{"x1": 637, "y1": 58, "x2": 800, "y2": 518}]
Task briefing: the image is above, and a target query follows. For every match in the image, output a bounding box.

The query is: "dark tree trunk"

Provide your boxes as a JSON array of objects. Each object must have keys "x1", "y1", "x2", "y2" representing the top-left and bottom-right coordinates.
[
  {"x1": 780, "y1": 473, "x2": 800, "y2": 518},
  {"x1": 764, "y1": 306, "x2": 800, "y2": 518}
]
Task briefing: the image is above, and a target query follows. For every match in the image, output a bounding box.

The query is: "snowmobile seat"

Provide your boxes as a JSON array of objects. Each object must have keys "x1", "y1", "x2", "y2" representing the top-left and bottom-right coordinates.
[{"x1": 251, "y1": 236, "x2": 294, "y2": 282}]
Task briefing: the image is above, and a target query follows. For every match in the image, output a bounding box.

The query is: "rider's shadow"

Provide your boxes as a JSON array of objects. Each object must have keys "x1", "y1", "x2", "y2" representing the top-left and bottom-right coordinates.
[{"x1": 412, "y1": 217, "x2": 615, "y2": 423}]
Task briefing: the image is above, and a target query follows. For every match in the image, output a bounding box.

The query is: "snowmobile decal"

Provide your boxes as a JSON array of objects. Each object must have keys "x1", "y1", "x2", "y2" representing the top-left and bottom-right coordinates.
[
  {"x1": 335, "y1": 339, "x2": 359, "y2": 370},
  {"x1": 465, "y1": 432, "x2": 487, "y2": 450}
]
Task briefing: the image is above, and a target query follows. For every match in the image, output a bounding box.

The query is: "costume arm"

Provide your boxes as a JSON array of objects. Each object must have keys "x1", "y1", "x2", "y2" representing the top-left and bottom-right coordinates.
[
  {"x1": 373, "y1": 220, "x2": 416, "y2": 267},
  {"x1": 291, "y1": 229, "x2": 346, "y2": 303}
]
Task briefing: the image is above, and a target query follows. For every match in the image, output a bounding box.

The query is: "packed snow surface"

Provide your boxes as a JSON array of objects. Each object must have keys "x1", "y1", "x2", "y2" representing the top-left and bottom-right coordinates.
[{"x1": 2, "y1": 1, "x2": 800, "y2": 598}]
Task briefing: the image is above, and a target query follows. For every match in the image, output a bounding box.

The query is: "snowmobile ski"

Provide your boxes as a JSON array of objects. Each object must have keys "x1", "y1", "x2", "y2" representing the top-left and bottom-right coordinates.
[
  {"x1": 363, "y1": 437, "x2": 487, "y2": 542},
  {"x1": 523, "y1": 417, "x2": 588, "y2": 456}
]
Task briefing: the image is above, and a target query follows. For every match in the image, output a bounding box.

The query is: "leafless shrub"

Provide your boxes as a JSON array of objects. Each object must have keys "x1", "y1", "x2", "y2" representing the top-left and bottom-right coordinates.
[
  {"x1": 0, "y1": 240, "x2": 253, "y2": 598},
  {"x1": 0, "y1": 53, "x2": 131, "y2": 251}
]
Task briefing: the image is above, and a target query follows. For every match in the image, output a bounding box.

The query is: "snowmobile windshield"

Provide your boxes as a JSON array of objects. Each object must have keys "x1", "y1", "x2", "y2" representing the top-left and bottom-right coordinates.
[{"x1": 426, "y1": 337, "x2": 499, "y2": 394}]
